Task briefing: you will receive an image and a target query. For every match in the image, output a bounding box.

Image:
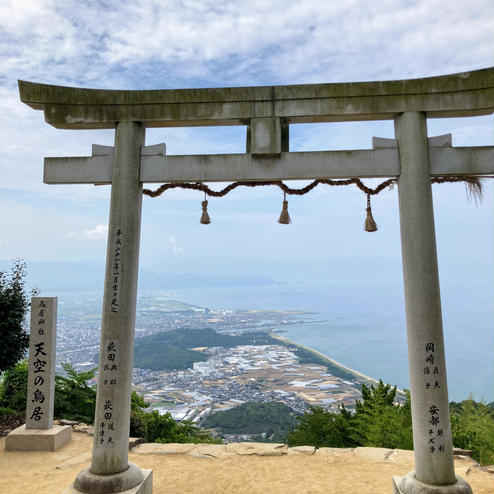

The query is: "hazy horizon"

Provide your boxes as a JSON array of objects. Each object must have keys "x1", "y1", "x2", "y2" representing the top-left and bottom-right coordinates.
[{"x1": 2, "y1": 258, "x2": 490, "y2": 402}]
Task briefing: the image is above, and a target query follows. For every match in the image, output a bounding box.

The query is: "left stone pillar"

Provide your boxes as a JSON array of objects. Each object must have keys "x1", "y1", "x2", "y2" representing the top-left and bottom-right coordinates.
[
  {"x1": 67, "y1": 121, "x2": 152, "y2": 494},
  {"x1": 5, "y1": 297, "x2": 72, "y2": 451}
]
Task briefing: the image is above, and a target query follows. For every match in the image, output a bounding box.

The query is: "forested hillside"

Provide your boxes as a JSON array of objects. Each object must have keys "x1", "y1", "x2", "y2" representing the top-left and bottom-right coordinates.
[
  {"x1": 133, "y1": 328, "x2": 280, "y2": 371},
  {"x1": 133, "y1": 343, "x2": 209, "y2": 372},
  {"x1": 202, "y1": 401, "x2": 298, "y2": 441},
  {"x1": 133, "y1": 327, "x2": 366, "y2": 379}
]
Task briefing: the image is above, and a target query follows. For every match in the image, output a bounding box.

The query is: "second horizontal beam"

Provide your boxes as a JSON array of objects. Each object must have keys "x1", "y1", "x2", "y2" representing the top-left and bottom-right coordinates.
[{"x1": 44, "y1": 147, "x2": 494, "y2": 185}]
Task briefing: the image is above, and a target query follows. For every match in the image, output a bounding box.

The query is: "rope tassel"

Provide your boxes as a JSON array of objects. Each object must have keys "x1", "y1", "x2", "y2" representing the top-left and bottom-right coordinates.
[
  {"x1": 278, "y1": 193, "x2": 291, "y2": 224},
  {"x1": 200, "y1": 192, "x2": 211, "y2": 224},
  {"x1": 364, "y1": 194, "x2": 377, "y2": 232}
]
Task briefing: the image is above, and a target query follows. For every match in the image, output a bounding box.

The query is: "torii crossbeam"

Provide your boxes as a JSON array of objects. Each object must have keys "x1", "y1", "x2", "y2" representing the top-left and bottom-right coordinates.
[{"x1": 19, "y1": 67, "x2": 494, "y2": 494}]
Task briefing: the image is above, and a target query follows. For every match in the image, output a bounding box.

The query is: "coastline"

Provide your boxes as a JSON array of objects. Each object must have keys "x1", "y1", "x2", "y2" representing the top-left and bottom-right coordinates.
[
  {"x1": 271, "y1": 334, "x2": 380, "y2": 386},
  {"x1": 271, "y1": 334, "x2": 407, "y2": 397}
]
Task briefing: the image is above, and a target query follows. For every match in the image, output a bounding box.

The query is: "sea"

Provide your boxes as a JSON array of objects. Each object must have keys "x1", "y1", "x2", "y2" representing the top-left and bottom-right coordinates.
[{"x1": 162, "y1": 282, "x2": 493, "y2": 403}]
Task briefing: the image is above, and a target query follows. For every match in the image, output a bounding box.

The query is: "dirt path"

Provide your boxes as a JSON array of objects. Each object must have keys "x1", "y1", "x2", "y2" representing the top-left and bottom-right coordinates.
[{"x1": 1, "y1": 433, "x2": 492, "y2": 494}]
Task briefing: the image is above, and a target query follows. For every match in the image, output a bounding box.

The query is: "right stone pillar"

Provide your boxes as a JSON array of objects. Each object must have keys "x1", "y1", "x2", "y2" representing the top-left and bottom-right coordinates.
[{"x1": 393, "y1": 111, "x2": 472, "y2": 494}]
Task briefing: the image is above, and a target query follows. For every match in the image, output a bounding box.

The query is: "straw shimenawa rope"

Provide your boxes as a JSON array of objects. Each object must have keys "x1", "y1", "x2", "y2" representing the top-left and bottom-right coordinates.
[
  {"x1": 143, "y1": 176, "x2": 484, "y2": 227},
  {"x1": 278, "y1": 192, "x2": 291, "y2": 225},
  {"x1": 143, "y1": 176, "x2": 483, "y2": 200}
]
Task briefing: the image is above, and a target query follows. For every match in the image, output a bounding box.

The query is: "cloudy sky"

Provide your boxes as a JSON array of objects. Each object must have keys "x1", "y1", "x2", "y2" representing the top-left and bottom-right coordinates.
[{"x1": 0, "y1": 0, "x2": 492, "y2": 286}]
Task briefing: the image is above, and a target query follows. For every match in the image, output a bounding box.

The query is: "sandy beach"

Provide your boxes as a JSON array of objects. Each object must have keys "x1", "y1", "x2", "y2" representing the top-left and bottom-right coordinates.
[{"x1": 271, "y1": 334, "x2": 381, "y2": 384}]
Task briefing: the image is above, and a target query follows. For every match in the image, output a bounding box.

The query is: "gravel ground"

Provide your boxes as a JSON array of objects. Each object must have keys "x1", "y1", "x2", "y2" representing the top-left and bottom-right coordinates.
[{"x1": 1, "y1": 431, "x2": 493, "y2": 494}]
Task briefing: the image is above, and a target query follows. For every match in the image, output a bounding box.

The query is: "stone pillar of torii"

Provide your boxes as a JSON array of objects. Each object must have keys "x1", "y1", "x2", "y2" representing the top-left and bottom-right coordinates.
[{"x1": 19, "y1": 68, "x2": 493, "y2": 494}]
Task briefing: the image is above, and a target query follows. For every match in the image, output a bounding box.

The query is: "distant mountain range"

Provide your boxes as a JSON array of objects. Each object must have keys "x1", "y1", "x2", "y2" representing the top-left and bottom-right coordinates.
[{"x1": 0, "y1": 260, "x2": 276, "y2": 293}]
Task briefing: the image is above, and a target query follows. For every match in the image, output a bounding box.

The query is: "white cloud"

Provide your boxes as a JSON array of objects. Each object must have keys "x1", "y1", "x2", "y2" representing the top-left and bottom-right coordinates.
[
  {"x1": 84, "y1": 224, "x2": 108, "y2": 240},
  {"x1": 0, "y1": 0, "x2": 492, "y2": 267},
  {"x1": 169, "y1": 234, "x2": 183, "y2": 254},
  {"x1": 61, "y1": 225, "x2": 109, "y2": 241},
  {"x1": 0, "y1": 0, "x2": 491, "y2": 90}
]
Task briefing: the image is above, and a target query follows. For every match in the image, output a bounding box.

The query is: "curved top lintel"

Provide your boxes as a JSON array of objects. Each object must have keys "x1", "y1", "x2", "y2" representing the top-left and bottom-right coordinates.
[{"x1": 18, "y1": 67, "x2": 494, "y2": 129}]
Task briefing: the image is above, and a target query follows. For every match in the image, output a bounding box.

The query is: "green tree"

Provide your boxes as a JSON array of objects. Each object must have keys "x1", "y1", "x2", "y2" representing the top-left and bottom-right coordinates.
[
  {"x1": 202, "y1": 401, "x2": 298, "y2": 440},
  {"x1": 0, "y1": 260, "x2": 36, "y2": 372},
  {"x1": 144, "y1": 411, "x2": 177, "y2": 442},
  {"x1": 128, "y1": 391, "x2": 220, "y2": 443},
  {"x1": 286, "y1": 406, "x2": 356, "y2": 448},
  {"x1": 285, "y1": 381, "x2": 412, "y2": 450},
  {"x1": 0, "y1": 360, "x2": 98, "y2": 423},
  {"x1": 450, "y1": 398, "x2": 494, "y2": 465},
  {"x1": 163, "y1": 419, "x2": 221, "y2": 444},
  {"x1": 130, "y1": 391, "x2": 149, "y2": 438},
  {"x1": 143, "y1": 410, "x2": 220, "y2": 444},
  {"x1": 352, "y1": 381, "x2": 412, "y2": 449},
  {"x1": 54, "y1": 363, "x2": 97, "y2": 423},
  {"x1": 0, "y1": 359, "x2": 28, "y2": 413}
]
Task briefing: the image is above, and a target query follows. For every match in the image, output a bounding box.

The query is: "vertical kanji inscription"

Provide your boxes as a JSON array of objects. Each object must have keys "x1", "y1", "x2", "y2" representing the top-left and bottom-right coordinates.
[{"x1": 26, "y1": 297, "x2": 57, "y2": 430}]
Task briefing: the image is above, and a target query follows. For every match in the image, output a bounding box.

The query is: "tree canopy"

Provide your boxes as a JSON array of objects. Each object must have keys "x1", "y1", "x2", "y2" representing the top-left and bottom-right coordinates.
[
  {"x1": 54, "y1": 363, "x2": 97, "y2": 423},
  {"x1": 133, "y1": 328, "x2": 279, "y2": 371},
  {"x1": 0, "y1": 260, "x2": 35, "y2": 372},
  {"x1": 286, "y1": 380, "x2": 413, "y2": 450},
  {"x1": 286, "y1": 405, "x2": 356, "y2": 448},
  {"x1": 130, "y1": 395, "x2": 220, "y2": 444},
  {"x1": 352, "y1": 381, "x2": 413, "y2": 449},
  {"x1": 202, "y1": 401, "x2": 298, "y2": 441},
  {"x1": 450, "y1": 398, "x2": 494, "y2": 465}
]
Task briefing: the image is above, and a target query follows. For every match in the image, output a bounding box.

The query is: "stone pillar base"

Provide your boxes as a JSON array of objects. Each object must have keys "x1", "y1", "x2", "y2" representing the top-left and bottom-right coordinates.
[
  {"x1": 5, "y1": 424, "x2": 71, "y2": 451},
  {"x1": 63, "y1": 465, "x2": 152, "y2": 494},
  {"x1": 393, "y1": 471, "x2": 472, "y2": 494}
]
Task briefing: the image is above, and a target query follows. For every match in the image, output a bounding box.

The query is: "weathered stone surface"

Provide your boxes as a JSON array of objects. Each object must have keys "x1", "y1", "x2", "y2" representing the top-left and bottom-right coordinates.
[
  {"x1": 314, "y1": 447, "x2": 331, "y2": 455},
  {"x1": 396, "y1": 111, "x2": 457, "y2": 487},
  {"x1": 315, "y1": 447, "x2": 354, "y2": 456},
  {"x1": 249, "y1": 117, "x2": 281, "y2": 155},
  {"x1": 60, "y1": 419, "x2": 79, "y2": 426},
  {"x1": 19, "y1": 69, "x2": 494, "y2": 130},
  {"x1": 129, "y1": 437, "x2": 143, "y2": 450},
  {"x1": 73, "y1": 425, "x2": 93, "y2": 434},
  {"x1": 134, "y1": 443, "x2": 196, "y2": 455},
  {"x1": 287, "y1": 446, "x2": 316, "y2": 455},
  {"x1": 56, "y1": 452, "x2": 91, "y2": 469},
  {"x1": 189, "y1": 452, "x2": 215, "y2": 459},
  {"x1": 26, "y1": 297, "x2": 57, "y2": 430},
  {"x1": 88, "y1": 122, "x2": 146, "y2": 480},
  {"x1": 64, "y1": 467, "x2": 152, "y2": 494},
  {"x1": 5, "y1": 424, "x2": 71, "y2": 451},
  {"x1": 388, "y1": 449, "x2": 415, "y2": 463},
  {"x1": 354, "y1": 447, "x2": 394, "y2": 461},
  {"x1": 192, "y1": 444, "x2": 228, "y2": 458},
  {"x1": 453, "y1": 448, "x2": 473, "y2": 457},
  {"x1": 74, "y1": 462, "x2": 143, "y2": 493},
  {"x1": 393, "y1": 471, "x2": 473, "y2": 493},
  {"x1": 46, "y1": 145, "x2": 494, "y2": 186},
  {"x1": 225, "y1": 442, "x2": 287, "y2": 456}
]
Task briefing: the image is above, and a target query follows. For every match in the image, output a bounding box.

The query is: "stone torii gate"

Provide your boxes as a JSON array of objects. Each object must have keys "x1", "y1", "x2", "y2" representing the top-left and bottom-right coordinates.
[{"x1": 19, "y1": 67, "x2": 493, "y2": 494}]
